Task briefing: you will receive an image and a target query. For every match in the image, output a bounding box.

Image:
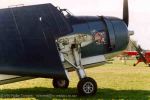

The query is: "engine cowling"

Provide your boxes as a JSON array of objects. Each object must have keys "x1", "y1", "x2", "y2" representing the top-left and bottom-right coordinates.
[{"x1": 66, "y1": 16, "x2": 129, "y2": 58}]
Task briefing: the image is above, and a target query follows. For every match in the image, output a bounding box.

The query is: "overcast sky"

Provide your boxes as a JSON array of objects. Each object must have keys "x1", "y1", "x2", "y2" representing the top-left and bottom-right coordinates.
[{"x1": 0, "y1": 0, "x2": 150, "y2": 49}]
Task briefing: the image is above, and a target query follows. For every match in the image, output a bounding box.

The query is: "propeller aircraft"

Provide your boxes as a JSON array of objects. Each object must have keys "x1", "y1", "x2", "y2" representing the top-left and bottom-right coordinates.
[{"x1": 0, "y1": 0, "x2": 132, "y2": 96}]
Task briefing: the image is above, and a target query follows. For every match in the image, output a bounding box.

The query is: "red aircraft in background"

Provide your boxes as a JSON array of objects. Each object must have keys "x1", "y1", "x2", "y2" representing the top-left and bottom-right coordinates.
[
  {"x1": 123, "y1": 46, "x2": 150, "y2": 67},
  {"x1": 123, "y1": 51, "x2": 150, "y2": 66}
]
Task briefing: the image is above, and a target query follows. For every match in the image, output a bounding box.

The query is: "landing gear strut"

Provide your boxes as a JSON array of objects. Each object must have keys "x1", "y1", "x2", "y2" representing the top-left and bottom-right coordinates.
[
  {"x1": 57, "y1": 34, "x2": 97, "y2": 96},
  {"x1": 64, "y1": 44, "x2": 97, "y2": 96}
]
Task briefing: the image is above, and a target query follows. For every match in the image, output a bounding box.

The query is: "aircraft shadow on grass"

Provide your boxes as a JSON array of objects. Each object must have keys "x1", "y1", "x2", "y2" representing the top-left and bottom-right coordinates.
[{"x1": 0, "y1": 87, "x2": 150, "y2": 99}]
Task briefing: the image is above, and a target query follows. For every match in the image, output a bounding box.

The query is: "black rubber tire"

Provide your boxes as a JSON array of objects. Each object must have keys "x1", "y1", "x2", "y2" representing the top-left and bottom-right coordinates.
[
  {"x1": 52, "y1": 78, "x2": 69, "y2": 88},
  {"x1": 77, "y1": 77, "x2": 97, "y2": 96}
]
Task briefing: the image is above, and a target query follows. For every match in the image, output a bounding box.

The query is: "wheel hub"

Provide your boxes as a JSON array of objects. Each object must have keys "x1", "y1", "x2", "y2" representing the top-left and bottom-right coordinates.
[
  {"x1": 83, "y1": 82, "x2": 94, "y2": 94},
  {"x1": 57, "y1": 80, "x2": 66, "y2": 87}
]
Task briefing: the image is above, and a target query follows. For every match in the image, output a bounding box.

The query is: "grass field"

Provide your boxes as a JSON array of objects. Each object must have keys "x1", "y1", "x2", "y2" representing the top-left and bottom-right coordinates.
[{"x1": 1, "y1": 58, "x2": 150, "y2": 99}]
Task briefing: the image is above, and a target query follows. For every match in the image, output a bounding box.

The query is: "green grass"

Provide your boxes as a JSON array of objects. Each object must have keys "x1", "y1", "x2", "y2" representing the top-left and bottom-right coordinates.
[{"x1": 1, "y1": 58, "x2": 150, "y2": 99}]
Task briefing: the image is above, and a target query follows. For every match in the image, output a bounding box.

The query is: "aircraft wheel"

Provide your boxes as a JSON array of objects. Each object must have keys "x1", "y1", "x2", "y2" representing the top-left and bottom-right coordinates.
[
  {"x1": 77, "y1": 77, "x2": 97, "y2": 96},
  {"x1": 52, "y1": 78, "x2": 69, "y2": 88}
]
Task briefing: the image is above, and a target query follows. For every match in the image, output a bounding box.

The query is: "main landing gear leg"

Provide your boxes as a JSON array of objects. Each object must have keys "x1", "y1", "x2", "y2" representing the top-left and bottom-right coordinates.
[
  {"x1": 72, "y1": 45, "x2": 97, "y2": 96},
  {"x1": 53, "y1": 53, "x2": 70, "y2": 89}
]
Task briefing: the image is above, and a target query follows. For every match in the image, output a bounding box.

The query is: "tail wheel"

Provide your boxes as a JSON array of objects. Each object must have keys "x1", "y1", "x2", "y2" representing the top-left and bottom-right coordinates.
[
  {"x1": 77, "y1": 77, "x2": 97, "y2": 96},
  {"x1": 52, "y1": 78, "x2": 69, "y2": 88}
]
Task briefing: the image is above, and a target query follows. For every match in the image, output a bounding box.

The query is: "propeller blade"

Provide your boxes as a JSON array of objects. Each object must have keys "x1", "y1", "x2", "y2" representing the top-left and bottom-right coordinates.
[{"x1": 123, "y1": 0, "x2": 129, "y2": 26}]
